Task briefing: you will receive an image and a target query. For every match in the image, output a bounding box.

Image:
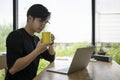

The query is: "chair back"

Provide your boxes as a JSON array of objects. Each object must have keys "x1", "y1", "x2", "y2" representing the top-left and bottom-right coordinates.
[{"x1": 0, "y1": 52, "x2": 7, "y2": 74}]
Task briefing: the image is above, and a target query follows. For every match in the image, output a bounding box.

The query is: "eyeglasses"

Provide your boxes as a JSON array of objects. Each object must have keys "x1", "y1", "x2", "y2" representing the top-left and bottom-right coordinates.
[
  {"x1": 37, "y1": 18, "x2": 50, "y2": 25},
  {"x1": 42, "y1": 21, "x2": 50, "y2": 25}
]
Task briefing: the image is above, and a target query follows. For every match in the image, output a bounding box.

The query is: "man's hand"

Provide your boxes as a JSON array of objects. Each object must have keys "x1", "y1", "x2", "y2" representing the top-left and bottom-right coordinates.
[
  {"x1": 50, "y1": 33, "x2": 55, "y2": 45},
  {"x1": 35, "y1": 41, "x2": 50, "y2": 53}
]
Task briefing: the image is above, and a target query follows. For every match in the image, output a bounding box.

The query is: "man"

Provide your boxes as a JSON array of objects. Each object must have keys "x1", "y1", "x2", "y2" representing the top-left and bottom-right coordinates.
[{"x1": 5, "y1": 4, "x2": 55, "y2": 80}]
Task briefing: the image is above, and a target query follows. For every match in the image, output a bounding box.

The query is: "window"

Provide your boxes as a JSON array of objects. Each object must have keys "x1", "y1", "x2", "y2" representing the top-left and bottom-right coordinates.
[
  {"x1": 0, "y1": 0, "x2": 13, "y2": 52},
  {"x1": 96, "y1": 0, "x2": 120, "y2": 64},
  {"x1": 96, "y1": 0, "x2": 120, "y2": 43},
  {"x1": 0, "y1": 0, "x2": 13, "y2": 79},
  {"x1": 19, "y1": 0, "x2": 92, "y2": 56}
]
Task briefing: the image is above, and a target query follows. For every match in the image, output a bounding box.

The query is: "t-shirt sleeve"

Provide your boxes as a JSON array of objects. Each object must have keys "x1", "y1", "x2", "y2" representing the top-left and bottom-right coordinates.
[
  {"x1": 40, "y1": 49, "x2": 55, "y2": 62},
  {"x1": 6, "y1": 31, "x2": 23, "y2": 69}
]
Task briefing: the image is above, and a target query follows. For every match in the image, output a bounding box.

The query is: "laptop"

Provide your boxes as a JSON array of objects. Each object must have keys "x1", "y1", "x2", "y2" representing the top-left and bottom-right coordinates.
[{"x1": 46, "y1": 47, "x2": 95, "y2": 74}]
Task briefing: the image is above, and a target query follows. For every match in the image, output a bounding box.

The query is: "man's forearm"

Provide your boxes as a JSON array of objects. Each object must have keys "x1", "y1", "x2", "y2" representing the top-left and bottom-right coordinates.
[
  {"x1": 48, "y1": 45, "x2": 55, "y2": 55},
  {"x1": 9, "y1": 49, "x2": 40, "y2": 75}
]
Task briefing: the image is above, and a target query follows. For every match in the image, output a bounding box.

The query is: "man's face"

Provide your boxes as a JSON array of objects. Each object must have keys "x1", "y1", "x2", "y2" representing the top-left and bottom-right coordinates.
[{"x1": 28, "y1": 16, "x2": 50, "y2": 33}]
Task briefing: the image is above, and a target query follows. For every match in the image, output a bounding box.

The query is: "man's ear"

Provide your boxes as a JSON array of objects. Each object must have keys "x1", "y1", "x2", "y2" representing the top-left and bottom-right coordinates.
[{"x1": 27, "y1": 15, "x2": 33, "y2": 22}]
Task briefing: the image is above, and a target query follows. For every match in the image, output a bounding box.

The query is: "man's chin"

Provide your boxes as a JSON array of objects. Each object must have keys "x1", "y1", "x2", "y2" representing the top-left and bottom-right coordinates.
[{"x1": 36, "y1": 30, "x2": 41, "y2": 33}]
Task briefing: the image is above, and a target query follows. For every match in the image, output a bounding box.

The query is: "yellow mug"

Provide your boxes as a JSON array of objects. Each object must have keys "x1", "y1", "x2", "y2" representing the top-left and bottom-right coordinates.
[{"x1": 42, "y1": 32, "x2": 51, "y2": 43}]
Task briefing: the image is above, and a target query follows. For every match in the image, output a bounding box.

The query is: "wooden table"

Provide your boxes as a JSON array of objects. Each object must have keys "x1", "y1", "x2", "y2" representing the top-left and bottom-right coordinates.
[{"x1": 33, "y1": 58, "x2": 120, "y2": 80}]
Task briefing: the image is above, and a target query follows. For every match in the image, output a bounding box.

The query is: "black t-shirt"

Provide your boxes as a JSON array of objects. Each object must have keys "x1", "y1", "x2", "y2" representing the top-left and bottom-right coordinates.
[{"x1": 5, "y1": 28, "x2": 55, "y2": 80}]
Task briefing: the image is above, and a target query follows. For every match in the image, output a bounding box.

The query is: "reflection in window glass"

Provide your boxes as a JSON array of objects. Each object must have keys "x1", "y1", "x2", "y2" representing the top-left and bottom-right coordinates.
[{"x1": 0, "y1": 0, "x2": 12, "y2": 52}]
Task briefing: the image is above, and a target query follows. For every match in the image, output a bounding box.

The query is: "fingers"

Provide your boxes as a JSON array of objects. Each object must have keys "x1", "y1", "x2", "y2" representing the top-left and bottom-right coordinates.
[
  {"x1": 38, "y1": 40, "x2": 50, "y2": 46},
  {"x1": 51, "y1": 34, "x2": 55, "y2": 41}
]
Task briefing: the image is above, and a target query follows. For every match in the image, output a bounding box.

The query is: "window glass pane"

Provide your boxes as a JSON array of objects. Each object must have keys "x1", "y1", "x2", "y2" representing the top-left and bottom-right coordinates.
[
  {"x1": 96, "y1": 0, "x2": 120, "y2": 64},
  {"x1": 19, "y1": 0, "x2": 92, "y2": 42},
  {"x1": 0, "y1": 0, "x2": 13, "y2": 52},
  {"x1": 96, "y1": 0, "x2": 120, "y2": 13},
  {"x1": 96, "y1": 0, "x2": 120, "y2": 43},
  {"x1": 19, "y1": 0, "x2": 92, "y2": 56}
]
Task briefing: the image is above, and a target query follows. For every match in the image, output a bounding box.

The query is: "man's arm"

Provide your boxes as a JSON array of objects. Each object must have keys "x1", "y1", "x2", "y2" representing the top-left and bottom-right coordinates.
[
  {"x1": 9, "y1": 49, "x2": 39, "y2": 75},
  {"x1": 48, "y1": 45, "x2": 55, "y2": 55},
  {"x1": 9, "y1": 41, "x2": 49, "y2": 75},
  {"x1": 40, "y1": 34, "x2": 55, "y2": 62},
  {"x1": 39, "y1": 45, "x2": 55, "y2": 62}
]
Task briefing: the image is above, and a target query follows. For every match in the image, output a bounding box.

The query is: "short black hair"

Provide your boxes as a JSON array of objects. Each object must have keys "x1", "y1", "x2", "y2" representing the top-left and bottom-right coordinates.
[{"x1": 27, "y1": 4, "x2": 50, "y2": 21}]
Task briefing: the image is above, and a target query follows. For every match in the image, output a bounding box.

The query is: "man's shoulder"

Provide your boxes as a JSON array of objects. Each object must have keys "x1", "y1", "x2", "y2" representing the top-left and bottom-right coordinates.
[
  {"x1": 7, "y1": 28, "x2": 24, "y2": 39},
  {"x1": 15, "y1": 28, "x2": 24, "y2": 34},
  {"x1": 6, "y1": 28, "x2": 24, "y2": 44}
]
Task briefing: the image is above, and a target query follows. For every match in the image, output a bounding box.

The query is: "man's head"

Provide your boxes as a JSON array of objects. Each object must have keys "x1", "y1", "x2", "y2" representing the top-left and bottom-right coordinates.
[
  {"x1": 26, "y1": 4, "x2": 51, "y2": 33},
  {"x1": 27, "y1": 4, "x2": 50, "y2": 21}
]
